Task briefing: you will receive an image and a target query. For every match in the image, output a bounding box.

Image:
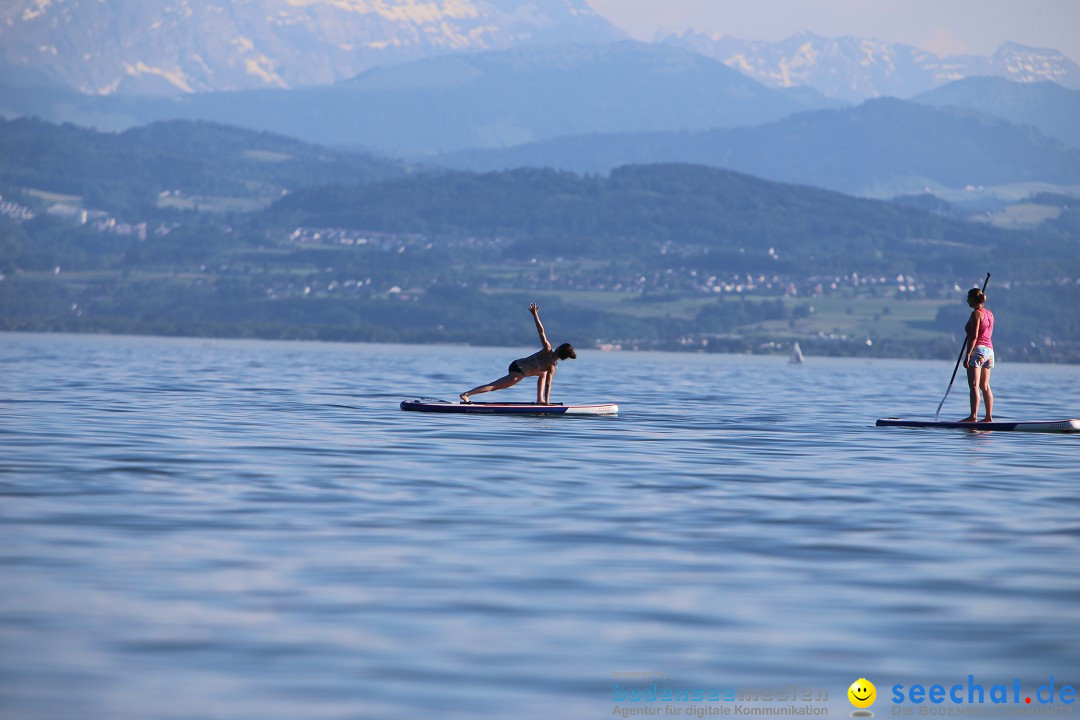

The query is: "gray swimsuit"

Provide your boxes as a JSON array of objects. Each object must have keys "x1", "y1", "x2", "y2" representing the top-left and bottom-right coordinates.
[{"x1": 509, "y1": 348, "x2": 557, "y2": 375}]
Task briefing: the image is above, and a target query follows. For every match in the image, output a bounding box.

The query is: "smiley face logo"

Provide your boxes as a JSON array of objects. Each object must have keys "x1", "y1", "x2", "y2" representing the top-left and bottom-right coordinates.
[{"x1": 848, "y1": 678, "x2": 877, "y2": 708}]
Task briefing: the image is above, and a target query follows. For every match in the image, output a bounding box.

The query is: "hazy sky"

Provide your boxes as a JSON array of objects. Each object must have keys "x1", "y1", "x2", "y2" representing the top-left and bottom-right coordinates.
[{"x1": 587, "y1": 0, "x2": 1080, "y2": 62}]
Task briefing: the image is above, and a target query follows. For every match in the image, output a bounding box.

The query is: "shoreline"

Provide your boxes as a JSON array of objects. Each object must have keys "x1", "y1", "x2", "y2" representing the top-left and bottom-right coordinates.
[{"x1": 4, "y1": 327, "x2": 1078, "y2": 365}]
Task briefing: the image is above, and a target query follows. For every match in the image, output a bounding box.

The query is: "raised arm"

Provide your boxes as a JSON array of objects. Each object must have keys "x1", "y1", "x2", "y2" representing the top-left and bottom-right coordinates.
[{"x1": 529, "y1": 303, "x2": 552, "y2": 351}]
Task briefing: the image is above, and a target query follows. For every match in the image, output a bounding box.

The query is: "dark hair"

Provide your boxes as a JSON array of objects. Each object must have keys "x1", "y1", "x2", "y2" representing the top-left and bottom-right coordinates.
[
  {"x1": 967, "y1": 288, "x2": 986, "y2": 305},
  {"x1": 555, "y1": 343, "x2": 577, "y2": 360}
]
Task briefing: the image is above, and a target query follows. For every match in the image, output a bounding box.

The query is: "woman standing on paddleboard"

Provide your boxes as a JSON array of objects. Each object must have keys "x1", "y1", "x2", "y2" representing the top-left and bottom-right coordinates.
[{"x1": 960, "y1": 287, "x2": 994, "y2": 423}]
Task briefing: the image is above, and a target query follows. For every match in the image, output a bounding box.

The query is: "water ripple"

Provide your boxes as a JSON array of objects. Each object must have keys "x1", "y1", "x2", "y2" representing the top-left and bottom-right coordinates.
[{"x1": 1, "y1": 334, "x2": 1078, "y2": 720}]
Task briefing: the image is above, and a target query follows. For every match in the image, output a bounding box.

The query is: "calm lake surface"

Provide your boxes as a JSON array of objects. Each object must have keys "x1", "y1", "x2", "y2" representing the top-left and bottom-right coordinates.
[{"x1": 2, "y1": 333, "x2": 1078, "y2": 719}]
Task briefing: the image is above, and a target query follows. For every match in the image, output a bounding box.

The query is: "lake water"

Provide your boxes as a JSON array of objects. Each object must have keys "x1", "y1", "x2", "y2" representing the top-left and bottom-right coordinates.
[{"x1": 2, "y1": 333, "x2": 1078, "y2": 720}]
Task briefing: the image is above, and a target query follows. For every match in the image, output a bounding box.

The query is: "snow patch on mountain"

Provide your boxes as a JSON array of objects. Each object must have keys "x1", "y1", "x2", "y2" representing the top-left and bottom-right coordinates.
[
  {"x1": 0, "y1": 0, "x2": 623, "y2": 94},
  {"x1": 663, "y1": 31, "x2": 1080, "y2": 101}
]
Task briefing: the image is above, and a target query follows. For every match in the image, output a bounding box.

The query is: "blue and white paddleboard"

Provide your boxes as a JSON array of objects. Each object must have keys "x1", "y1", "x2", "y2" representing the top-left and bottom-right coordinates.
[
  {"x1": 401, "y1": 398, "x2": 618, "y2": 416},
  {"x1": 877, "y1": 418, "x2": 1080, "y2": 433}
]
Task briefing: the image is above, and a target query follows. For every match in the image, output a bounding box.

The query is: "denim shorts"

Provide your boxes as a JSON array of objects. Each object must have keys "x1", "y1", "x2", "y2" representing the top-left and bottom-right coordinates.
[{"x1": 970, "y1": 345, "x2": 994, "y2": 369}]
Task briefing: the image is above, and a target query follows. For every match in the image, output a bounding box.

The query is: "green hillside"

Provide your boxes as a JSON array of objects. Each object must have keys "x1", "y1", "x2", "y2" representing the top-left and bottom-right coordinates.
[
  {"x1": 271, "y1": 163, "x2": 1019, "y2": 272},
  {"x1": 2, "y1": 119, "x2": 1078, "y2": 361},
  {"x1": 0, "y1": 117, "x2": 409, "y2": 215}
]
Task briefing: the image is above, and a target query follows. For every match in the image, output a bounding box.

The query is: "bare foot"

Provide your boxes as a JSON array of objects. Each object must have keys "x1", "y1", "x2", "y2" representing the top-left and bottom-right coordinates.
[
  {"x1": 958, "y1": 416, "x2": 977, "y2": 423},
  {"x1": 459, "y1": 393, "x2": 470, "y2": 404},
  {"x1": 981, "y1": 417, "x2": 993, "y2": 422}
]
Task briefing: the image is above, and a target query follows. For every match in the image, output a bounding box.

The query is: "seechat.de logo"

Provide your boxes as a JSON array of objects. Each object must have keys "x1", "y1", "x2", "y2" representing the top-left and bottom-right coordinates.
[{"x1": 891, "y1": 676, "x2": 1076, "y2": 707}]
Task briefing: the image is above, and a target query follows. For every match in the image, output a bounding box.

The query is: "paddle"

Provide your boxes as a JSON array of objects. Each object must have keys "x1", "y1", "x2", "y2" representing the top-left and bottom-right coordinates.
[{"x1": 934, "y1": 272, "x2": 990, "y2": 421}]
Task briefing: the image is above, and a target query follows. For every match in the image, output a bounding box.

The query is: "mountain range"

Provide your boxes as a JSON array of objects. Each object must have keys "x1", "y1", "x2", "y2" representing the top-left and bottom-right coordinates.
[
  {"x1": 662, "y1": 31, "x2": 1080, "y2": 101},
  {"x1": 2, "y1": 1, "x2": 1077, "y2": 208},
  {"x1": 436, "y1": 97, "x2": 1080, "y2": 197},
  {"x1": 912, "y1": 77, "x2": 1080, "y2": 149},
  {"x1": 4, "y1": 0, "x2": 1078, "y2": 106},
  {"x1": 0, "y1": 0, "x2": 623, "y2": 94},
  {"x1": 0, "y1": 42, "x2": 840, "y2": 155}
]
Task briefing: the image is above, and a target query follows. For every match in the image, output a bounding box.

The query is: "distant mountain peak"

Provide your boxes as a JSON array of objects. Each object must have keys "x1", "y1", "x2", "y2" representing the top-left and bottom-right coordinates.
[
  {"x1": 990, "y1": 42, "x2": 1080, "y2": 86},
  {"x1": 0, "y1": 0, "x2": 625, "y2": 94},
  {"x1": 662, "y1": 31, "x2": 1080, "y2": 101}
]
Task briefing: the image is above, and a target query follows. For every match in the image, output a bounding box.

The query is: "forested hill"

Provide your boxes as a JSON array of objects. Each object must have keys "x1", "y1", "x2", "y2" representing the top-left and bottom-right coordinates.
[
  {"x1": 271, "y1": 163, "x2": 1015, "y2": 270},
  {"x1": 434, "y1": 98, "x2": 1080, "y2": 196},
  {"x1": 0, "y1": 117, "x2": 408, "y2": 215},
  {"x1": 3, "y1": 120, "x2": 1078, "y2": 359}
]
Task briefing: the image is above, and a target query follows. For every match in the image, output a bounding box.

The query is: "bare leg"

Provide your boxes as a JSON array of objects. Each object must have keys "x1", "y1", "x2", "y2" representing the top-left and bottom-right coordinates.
[
  {"x1": 980, "y1": 368, "x2": 993, "y2": 421},
  {"x1": 536, "y1": 372, "x2": 554, "y2": 404},
  {"x1": 461, "y1": 373, "x2": 524, "y2": 403},
  {"x1": 960, "y1": 366, "x2": 982, "y2": 422}
]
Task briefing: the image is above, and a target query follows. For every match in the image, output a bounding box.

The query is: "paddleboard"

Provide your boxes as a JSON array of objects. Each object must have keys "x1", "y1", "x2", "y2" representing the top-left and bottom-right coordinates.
[
  {"x1": 877, "y1": 418, "x2": 1080, "y2": 433},
  {"x1": 401, "y1": 398, "x2": 618, "y2": 416}
]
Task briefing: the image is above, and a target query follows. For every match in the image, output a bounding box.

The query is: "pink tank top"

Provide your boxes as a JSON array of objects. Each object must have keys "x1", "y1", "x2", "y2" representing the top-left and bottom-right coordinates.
[{"x1": 966, "y1": 308, "x2": 994, "y2": 348}]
